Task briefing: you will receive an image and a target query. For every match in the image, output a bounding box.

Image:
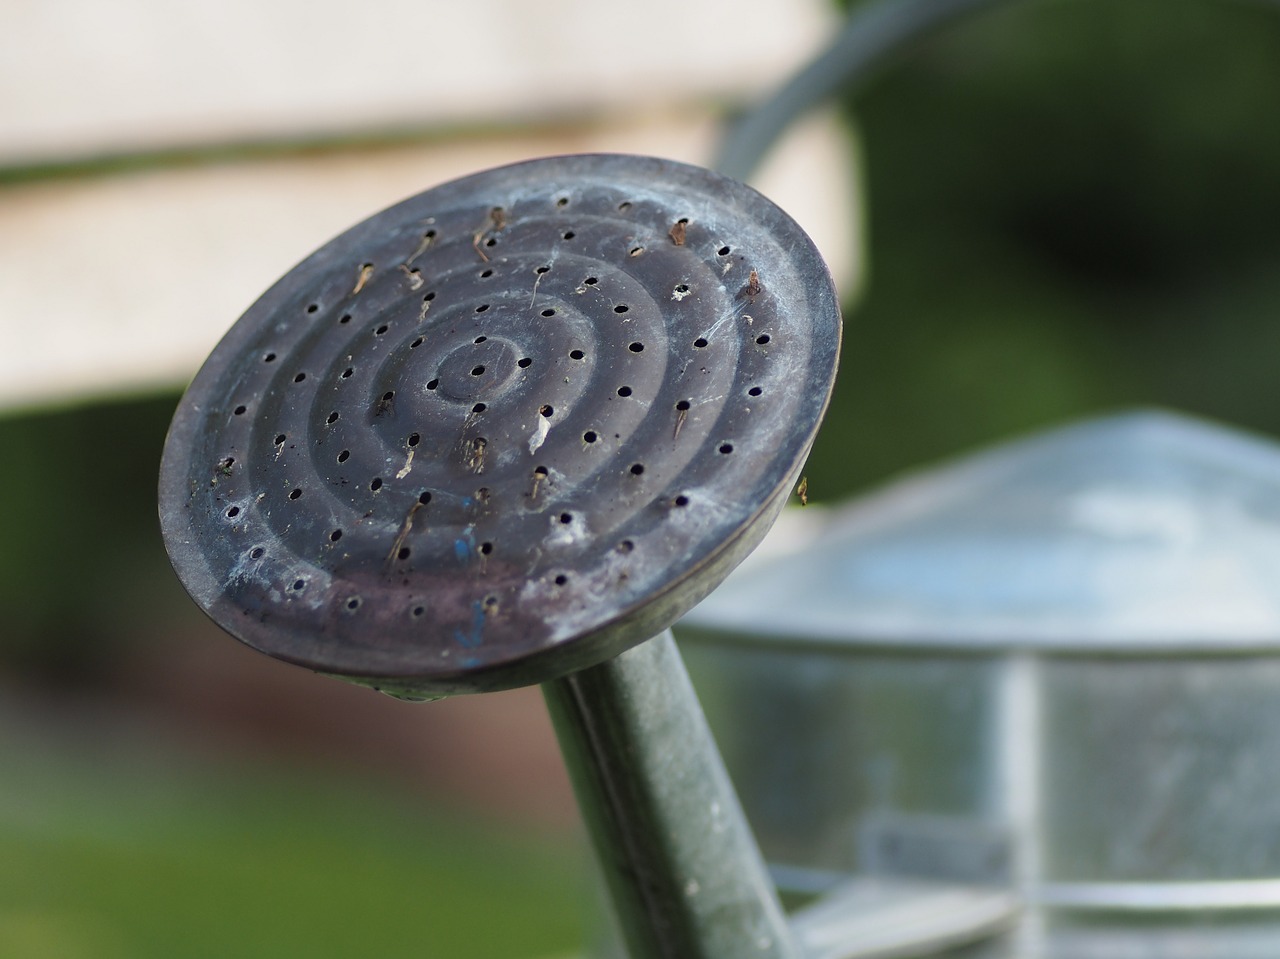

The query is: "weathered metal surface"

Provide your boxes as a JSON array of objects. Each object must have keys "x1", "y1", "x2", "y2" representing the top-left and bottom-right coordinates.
[
  {"x1": 159, "y1": 152, "x2": 840, "y2": 695},
  {"x1": 680, "y1": 411, "x2": 1280, "y2": 958},
  {"x1": 546, "y1": 631, "x2": 802, "y2": 959}
]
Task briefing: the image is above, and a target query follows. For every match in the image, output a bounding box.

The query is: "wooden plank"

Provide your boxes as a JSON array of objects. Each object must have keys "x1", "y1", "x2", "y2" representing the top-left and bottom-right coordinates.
[
  {"x1": 0, "y1": 111, "x2": 859, "y2": 411},
  {"x1": 0, "y1": 0, "x2": 833, "y2": 165}
]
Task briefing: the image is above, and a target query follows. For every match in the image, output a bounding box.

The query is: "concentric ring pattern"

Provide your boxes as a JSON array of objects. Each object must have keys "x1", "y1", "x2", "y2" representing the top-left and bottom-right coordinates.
[{"x1": 160, "y1": 154, "x2": 841, "y2": 696}]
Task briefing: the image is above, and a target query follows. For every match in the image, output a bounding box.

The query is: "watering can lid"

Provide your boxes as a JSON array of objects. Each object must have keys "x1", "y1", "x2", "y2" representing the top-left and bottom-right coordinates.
[{"x1": 682, "y1": 409, "x2": 1280, "y2": 653}]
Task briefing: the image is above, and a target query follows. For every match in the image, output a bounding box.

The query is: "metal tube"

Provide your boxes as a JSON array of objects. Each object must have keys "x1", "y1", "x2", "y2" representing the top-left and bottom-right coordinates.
[{"x1": 543, "y1": 629, "x2": 800, "y2": 959}]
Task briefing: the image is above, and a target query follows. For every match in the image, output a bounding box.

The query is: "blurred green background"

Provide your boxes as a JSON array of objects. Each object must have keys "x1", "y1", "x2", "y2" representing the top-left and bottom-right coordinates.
[{"x1": 4, "y1": 0, "x2": 1280, "y2": 954}]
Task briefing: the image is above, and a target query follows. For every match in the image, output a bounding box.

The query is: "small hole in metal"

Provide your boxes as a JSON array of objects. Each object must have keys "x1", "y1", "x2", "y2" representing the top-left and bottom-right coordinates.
[
  {"x1": 748, "y1": 386, "x2": 763, "y2": 397},
  {"x1": 306, "y1": 303, "x2": 318, "y2": 314},
  {"x1": 327, "y1": 411, "x2": 339, "y2": 424},
  {"x1": 629, "y1": 246, "x2": 643, "y2": 256},
  {"x1": 718, "y1": 245, "x2": 731, "y2": 256},
  {"x1": 226, "y1": 506, "x2": 240, "y2": 518},
  {"x1": 398, "y1": 547, "x2": 411, "y2": 561},
  {"x1": 557, "y1": 196, "x2": 569, "y2": 207},
  {"x1": 294, "y1": 372, "x2": 306, "y2": 383},
  {"x1": 341, "y1": 368, "x2": 353, "y2": 379},
  {"x1": 584, "y1": 276, "x2": 598, "y2": 286},
  {"x1": 675, "y1": 400, "x2": 691, "y2": 411},
  {"x1": 540, "y1": 405, "x2": 554, "y2": 418},
  {"x1": 233, "y1": 405, "x2": 246, "y2": 416},
  {"x1": 618, "y1": 201, "x2": 632, "y2": 212},
  {"x1": 618, "y1": 539, "x2": 635, "y2": 553},
  {"x1": 471, "y1": 365, "x2": 486, "y2": 376},
  {"x1": 555, "y1": 574, "x2": 568, "y2": 586},
  {"x1": 480, "y1": 542, "x2": 493, "y2": 555},
  {"x1": 263, "y1": 352, "x2": 276, "y2": 363},
  {"x1": 756, "y1": 334, "x2": 771, "y2": 345},
  {"x1": 719, "y1": 443, "x2": 734, "y2": 454},
  {"x1": 412, "y1": 605, "x2": 426, "y2": 618},
  {"x1": 250, "y1": 546, "x2": 265, "y2": 559},
  {"x1": 675, "y1": 284, "x2": 689, "y2": 294},
  {"x1": 617, "y1": 385, "x2": 633, "y2": 397},
  {"x1": 517, "y1": 357, "x2": 532, "y2": 369},
  {"x1": 274, "y1": 433, "x2": 286, "y2": 446},
  {"x1": 411, "y1": 337, "x2": 424, "y2": 349},
  {"x1": 419, "y1": 490, "x2": 433, "y2": 505},
  {"x1": 330, "y1": 529, "x2": 343, "y2": 542},
  {"x1": 347, "y1": 597, "x2": 361, "y2": 610},
  {"x1": 569, "y1": 349, "x2": 585, "y2": 360},
  {"x1": 472, "y1": 403, "x2": 487, "y2": 413},
  {"x1": 293, "y1": 579, "x2": 306, "y2": 591},
  {"x1": 475, "y1": 304, "x2": 490, "y2": 313},
  {"x1": 533, "y1": 465, "x2": 548, "y2": 477},
  {"x1": 480, "y1": 269, "x2": 493, "y2": 278},
  {"x1": 289, "y1": 488, "x2": 302, "y2": 500},
  {"x1": 375, "y1": 324, "x2": 389, "y2": 336},
  {"x1": 630, "y1": 463, "x2": 644, "y2": 475},
  {"x1": 559, "y1": 512, "x2": 573, "y2": 524},
  {"x1": 474, "y1": 335, "x2": 487, "y2": 343},
  {"x1": 542, "y1": 309, "x2": 556, "y2": 317},
  {"x1": 337, "y1": 449, "x2": 350, "y2": 463},
  {"x1": 536, "y1": 265, "x2": 551, "y2": 274},
  {"x1": 339, "y1": 314, "x2": 352, "y2": 324},
  {"x1": 693, "y1": 338, "x2": 708, "y2": 349},
  {"x1": 370, "y1": 477, "x2": 383, "y2": 491},
  {"x1": 563, "y1": 231, "x2": 576, "y2": 240},
  {"x1": 614, "y1": 304, "x2": 629, "y2": 314},
  {"x1": 485, "y1": 237, "x2": 497, "y2": 247},
  {"x1": 427, "y1": 378, "x2": 439, "y2": 390},
  {"x1": 628, "y1": 342, "x2": 644, "y2": 353},
  {"x1": 408, "y1": 432, "x2": 420, "y2": 447},
  {"x1": 583, "y1": 430, "x2": 598, "y2": 443},
  {"x1": 675, "y1": 495, "x2": 690, "y2": 507},
  {"x1": 424, "y1": 291, "x2": 436, "y2": 302}
]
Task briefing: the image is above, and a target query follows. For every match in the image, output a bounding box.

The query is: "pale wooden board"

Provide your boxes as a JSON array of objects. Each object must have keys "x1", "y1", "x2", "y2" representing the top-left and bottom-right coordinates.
[
  {"x1": 1, "y1": 0, "x2": 833, "y2": 164},
  {"x1": 0, "y1": 110, "x2": 860, "y2": 411}
]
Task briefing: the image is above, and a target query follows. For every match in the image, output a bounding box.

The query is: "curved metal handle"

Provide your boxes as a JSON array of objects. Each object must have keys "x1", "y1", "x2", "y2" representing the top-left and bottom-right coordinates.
[{"x1": 715, "y1": 0, "x2": 1008, "y2": 182}]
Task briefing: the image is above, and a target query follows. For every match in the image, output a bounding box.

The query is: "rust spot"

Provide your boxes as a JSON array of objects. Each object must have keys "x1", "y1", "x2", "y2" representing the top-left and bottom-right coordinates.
[
  {"x1": 406, "y1": 229, "x2": 436, "y2": 264},
  {"x1": 398, "y1": 264, "x2": 424, "y2": 290},
  {"x1": 740, "y1": 268, "x2": 762, "y2": 302},
  {"x1": 472, "y1": 207, "x2": 507, "y2": 262},
  {"x1": 385, "y1": 502, "x2": 424, "y2": 569},
  {"x1": 669, "y1": 218, "x2": 688, "y2": 246},
  {"x1": 467, "y1": 436, "x2": 488, "y2": 473}
]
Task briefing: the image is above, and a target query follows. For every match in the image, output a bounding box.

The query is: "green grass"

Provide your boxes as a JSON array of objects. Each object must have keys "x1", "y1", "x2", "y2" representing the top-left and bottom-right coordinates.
[{"x1": 0, "y1": 725, "x2": 587, "y2": 958}]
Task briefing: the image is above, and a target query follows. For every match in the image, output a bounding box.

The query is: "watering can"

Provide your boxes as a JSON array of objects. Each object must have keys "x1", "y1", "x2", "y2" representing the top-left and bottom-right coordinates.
[
  {"x1": 156, "y1": 0, "x2": 1280, "y2": 955},
  {"x1": 681, "y1": 408, "x2": 1280, "y2": 958}
]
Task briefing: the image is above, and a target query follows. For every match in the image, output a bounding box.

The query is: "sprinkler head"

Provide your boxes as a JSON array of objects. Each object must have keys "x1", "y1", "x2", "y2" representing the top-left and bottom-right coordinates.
[{"x1": 159, "y1": 154, "x2": 840, "y2": 699}]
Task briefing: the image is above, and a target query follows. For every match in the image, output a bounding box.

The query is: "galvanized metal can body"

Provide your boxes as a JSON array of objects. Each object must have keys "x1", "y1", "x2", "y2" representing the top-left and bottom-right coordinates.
[{"x1": 679, "y1": 411, "x2": 1280, "y2": 957}]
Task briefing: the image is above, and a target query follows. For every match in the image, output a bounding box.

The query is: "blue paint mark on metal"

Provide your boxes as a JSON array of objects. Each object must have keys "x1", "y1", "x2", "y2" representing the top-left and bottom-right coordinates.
[
  {"x1": 453, "y1": 525, "x2": 478, "y2": 564},
  {"x1": 453, "y1": 600, "x2": 486, "y2": 649}
]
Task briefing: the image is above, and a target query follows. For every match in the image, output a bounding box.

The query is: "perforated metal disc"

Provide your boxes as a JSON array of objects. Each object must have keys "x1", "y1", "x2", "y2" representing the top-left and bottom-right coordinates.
[{"x1": 160, "y1": 154, "x2": 840, "y2": 697}]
